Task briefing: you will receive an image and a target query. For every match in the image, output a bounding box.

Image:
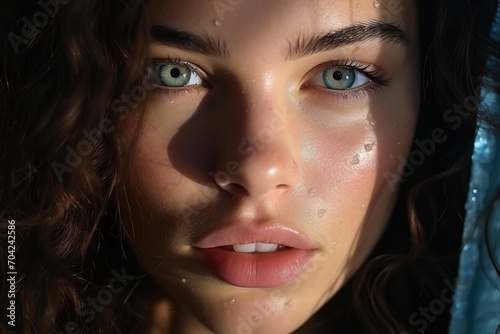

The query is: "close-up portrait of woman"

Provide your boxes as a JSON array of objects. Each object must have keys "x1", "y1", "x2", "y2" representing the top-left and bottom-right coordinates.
[{"x1": 1, "y1": 0, "x2": 500, "y2": 333}]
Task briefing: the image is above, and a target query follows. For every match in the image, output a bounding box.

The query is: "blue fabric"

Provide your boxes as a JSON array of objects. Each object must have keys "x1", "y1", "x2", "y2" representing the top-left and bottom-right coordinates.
[{"x1": 449, "y1": 5, "x2": 500, "y2": 333}]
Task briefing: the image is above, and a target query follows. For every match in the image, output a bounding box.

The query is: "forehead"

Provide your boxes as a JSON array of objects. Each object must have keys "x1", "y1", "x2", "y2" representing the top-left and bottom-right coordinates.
[{"x1": 146, "y1": 0, "x2": 417, "y2": 37}]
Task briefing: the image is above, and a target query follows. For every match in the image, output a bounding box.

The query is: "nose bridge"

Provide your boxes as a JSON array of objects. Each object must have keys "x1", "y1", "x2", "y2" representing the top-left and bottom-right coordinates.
[
  {"x1": 238, "y1": 95, "x2": 293, "y2": 169},
  {"x1": 213, "y1": 87, "x2": 299, "y2": 198},
  {"x1": 243, "y1": 95, "x2": 289, "y2": 142}
]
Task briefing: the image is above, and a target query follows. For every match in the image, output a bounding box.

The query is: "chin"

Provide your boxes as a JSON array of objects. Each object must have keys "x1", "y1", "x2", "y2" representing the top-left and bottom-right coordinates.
[
  {"x1": 183, "y1": 288, "x2": 315, "y2": 334},
  {"x1": 150, "y1": 263, "x2": 341, "y2": 334}
]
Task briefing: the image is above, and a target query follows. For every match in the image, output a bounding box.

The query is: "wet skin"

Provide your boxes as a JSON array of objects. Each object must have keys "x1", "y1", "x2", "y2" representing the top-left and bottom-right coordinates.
[{"x1": 118, "y1": 1, "x2": 420, "y2": 333}]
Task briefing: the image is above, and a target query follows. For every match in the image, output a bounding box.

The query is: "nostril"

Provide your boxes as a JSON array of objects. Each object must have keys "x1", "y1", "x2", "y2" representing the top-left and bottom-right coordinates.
[
  {"x1": 213, "y1": 147, "x2": 299, "y2": 197},
  {"x1": 218, "y1": 183, "x2": 248, "y2": 197},
  {"x1": 276, "y1": 184, "x2": 288, "y2": 191}
]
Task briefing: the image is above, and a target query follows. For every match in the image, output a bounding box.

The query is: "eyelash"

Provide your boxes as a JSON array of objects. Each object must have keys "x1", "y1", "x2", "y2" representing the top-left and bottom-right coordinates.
[
  {"x1": 326, "y1": 59, "x2": 388, "y2": 84},
  {"x1": 149, "y1": 57, "x2": 389, "y2": 102},
  {"x1": 305, "y1": 59, "x2": 389, "y2": 103}
]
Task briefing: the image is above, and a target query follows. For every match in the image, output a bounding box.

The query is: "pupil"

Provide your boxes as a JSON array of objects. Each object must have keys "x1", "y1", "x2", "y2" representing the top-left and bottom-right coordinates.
[
  {"x1": 333, "y1": 71, "x2": 343, "y2": 81},
  {"x1": 170, "y1": 68, "x2": 181, "y2": 78}
]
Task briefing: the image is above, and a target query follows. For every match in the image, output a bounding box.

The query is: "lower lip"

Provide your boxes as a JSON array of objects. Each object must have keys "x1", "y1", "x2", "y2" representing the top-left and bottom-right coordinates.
[{"x1": 195, "y1": 247, "x2": 316, "y2": 288}]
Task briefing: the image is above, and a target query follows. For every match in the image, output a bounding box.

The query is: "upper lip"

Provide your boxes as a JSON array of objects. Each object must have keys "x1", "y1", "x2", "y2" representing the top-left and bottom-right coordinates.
[{"x1": 193, "y1": 223, "x2": 318, "y2": 249}]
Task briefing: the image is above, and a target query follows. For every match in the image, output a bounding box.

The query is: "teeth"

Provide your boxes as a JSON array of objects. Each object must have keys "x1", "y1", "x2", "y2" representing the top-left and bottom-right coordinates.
[
  {"x1": 233, "y1": 243, "x2": 256, "y2": 252},
  {"x1": 255, "y1": 243, "x2": 279, "y2": 252},
  {"x1": 232, "y1": 242, "x2": 279, "y2": 253}
]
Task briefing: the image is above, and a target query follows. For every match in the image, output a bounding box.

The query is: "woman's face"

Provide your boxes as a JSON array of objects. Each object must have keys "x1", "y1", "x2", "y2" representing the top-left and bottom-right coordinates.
[{"x1": 119, "y1": 0, "x2": 419, "y2": 333}]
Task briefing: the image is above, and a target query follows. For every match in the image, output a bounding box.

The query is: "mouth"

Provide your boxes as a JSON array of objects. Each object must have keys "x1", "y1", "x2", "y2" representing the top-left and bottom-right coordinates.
[
  {"x1": 193, "y1": 224, "x2": 318, "y2": 288},
  {"x1": 222, "y1": 243, "x2": 286, "y2": 252}
]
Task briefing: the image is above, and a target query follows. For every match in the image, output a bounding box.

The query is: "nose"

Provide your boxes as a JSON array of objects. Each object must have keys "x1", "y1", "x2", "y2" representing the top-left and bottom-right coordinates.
[{"x1": 212, "y1": 100, "x2": 300, "y2": 198}]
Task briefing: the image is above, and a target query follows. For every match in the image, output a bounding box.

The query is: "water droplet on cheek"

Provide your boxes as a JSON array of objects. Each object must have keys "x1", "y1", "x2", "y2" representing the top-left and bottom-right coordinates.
[
  {"x1": 214, "y1": 19, "x2": 222, "y2": 27},
  {"x1": 181, "y1": 278, "x2": 186, "y2": 283},
  {"x1": 168, "y1": 100, "x2": 174, "y2": 104},
  {"x1": 308, "y1": 188, "x2": 319, "y2": 197},
  {"x1": 367, "y1": 113, "x2": 376, "y2": 126},
  {"x1": 373, "y1": 0, "x2": 382, "y2": 8},
  {"x1": 364, "y1": 143, "x2": 375, "y2": 152}
]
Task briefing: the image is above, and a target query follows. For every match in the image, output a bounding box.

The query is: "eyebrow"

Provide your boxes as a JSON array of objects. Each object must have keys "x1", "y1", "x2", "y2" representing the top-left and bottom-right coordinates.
[
  {"x1": 151, "y1": 26, "x2": 230, "y2": 59},
  {"x1": 286, "y1": 21, "x2": 408, "y2": 60},
  {"x1": 150, "y1": 21, "x2": 408, "y2": 61}
]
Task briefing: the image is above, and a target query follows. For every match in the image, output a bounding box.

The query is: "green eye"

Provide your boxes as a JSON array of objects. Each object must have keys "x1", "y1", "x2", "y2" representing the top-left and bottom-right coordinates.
[{"x1": 155, "y1": 63, "x2": 202, "y2": 87}]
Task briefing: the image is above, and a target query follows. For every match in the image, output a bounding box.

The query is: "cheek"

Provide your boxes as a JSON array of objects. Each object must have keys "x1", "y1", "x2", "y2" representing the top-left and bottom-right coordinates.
[
  {"x1": 304, "y1": 120, "x2": 411, "y2": 210},
  {"x1": 117, "y1": 114, "x2": 189, "y2": 256},
  {"x1": 123, "y1": 110, "x2": 197, "y2": 211},
  {"x1": 300, "y1": 100, "x2": 417, "y2": 264}
]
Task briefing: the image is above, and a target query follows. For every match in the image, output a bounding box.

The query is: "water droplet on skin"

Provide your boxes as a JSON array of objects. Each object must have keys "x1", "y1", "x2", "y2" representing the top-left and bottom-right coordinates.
[
  {"x1": 252, "y1": 315, "x2": 260, "y2": 322},
  {"x1": 364, "y1": 143, "x2": 375, "y2": 152},
  {"x1": 361, "y1": 204, "x2": 366, "y2": 209},
  {"x1": 168, "y1": 100, "x2": 174, "y2": 104},
  {"x1": 222, "y1": 298, "x2": 236, "y2": 312},
  {"x1": 351, "y1": 154, "x2": 360, "y2": 165},
  {"x1": 308, "y1": 188, "x2": 319, "y2": 197},
  {"x1": 373, "y1": 0, "x2": 381, "y2": 8},
  {"x1": 214, "y1": 19, "x2": 222, "y2": 27},
  {"x1": 367, "y1": 113, "x2": 376, "y2": 126},
  {"x1": 222, "y1": 299, "x2": 235, "y2": 306},
  {"x1": 318, "y1": 209, "x2": 326, "y2": 217},
  {"x1": 181, "y1": 278, "x2": 186, "y2": 283}
]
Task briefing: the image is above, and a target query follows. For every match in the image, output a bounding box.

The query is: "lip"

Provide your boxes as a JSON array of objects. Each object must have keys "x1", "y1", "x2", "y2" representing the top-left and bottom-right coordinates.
[{"x1": 193, "y1": 224, "x2": 318, "y2": 288}]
